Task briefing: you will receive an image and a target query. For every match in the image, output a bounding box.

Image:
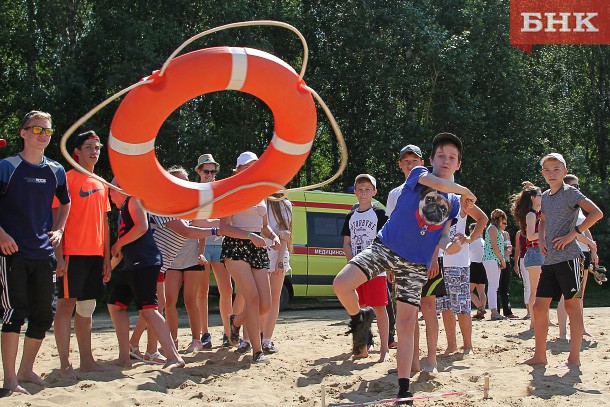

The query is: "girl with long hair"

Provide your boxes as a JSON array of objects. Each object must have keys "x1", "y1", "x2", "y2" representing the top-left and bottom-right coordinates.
[
  {"x1": 260, "y1": 195, "x2": 293, "y2": 354},
  {"x1": 511, "y1": 185, "x2": 544, "y2": 328}
]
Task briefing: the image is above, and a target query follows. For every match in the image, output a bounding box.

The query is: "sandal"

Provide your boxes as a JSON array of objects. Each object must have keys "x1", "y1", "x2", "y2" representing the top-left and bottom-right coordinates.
[
  {"x1": 590, "y1": 264, "x2": 608, "y2": 285},
  {"x1": 143, "y1": 351, "x2": 166, "y2": 365},
  {"x1": 129, "y1": 344, "x2": 144, "y2": 361},
  {"x1": 229, "y1": 314, "x2": 241, "y2": 346}
]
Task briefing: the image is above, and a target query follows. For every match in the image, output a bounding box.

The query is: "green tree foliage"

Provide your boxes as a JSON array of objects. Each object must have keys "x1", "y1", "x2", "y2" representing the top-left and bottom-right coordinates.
[{"x1": 1, "y1": 0, "x2": 608, "y2": 262}]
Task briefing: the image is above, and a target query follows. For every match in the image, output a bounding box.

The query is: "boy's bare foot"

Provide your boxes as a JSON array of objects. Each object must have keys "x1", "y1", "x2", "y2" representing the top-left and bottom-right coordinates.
[
  {"x1": 351, "y1": 350, "x2": 368, "y2": 360},
  {"x1": 112, "y1": 358, "x2": 133, "y2": 368},
  {"x1": 59, "y1": 365, "x2": 79, "y2": 380},
  {"x1": 522, "y1": 356, "x2": 547, "y2": 365},
  {"x1": 16, "y1": 371, "x2": 46, "y2": 387},
  {"x1": 1, "y1": 381, "x2": 30, "y2": 396},
  {"x1": 163, "y1": 358, "x2": 185, "y2": 369},
  {"x1": 411, "y1": 363, "x2": 421, "y2": 373},
  {"x1": 80, "y1": 360, "x2": 109, "y2": 373},
  {"x1": 463, "y1": 347, "x2": 475, "y2": 355},
  {"x1": 557, "y1": 359, "x2": 580, "y2": 370},
  {"x1": 421, "y1": 364, "x2": 438, "y2": 373},
  {"x1": 377, "y1": 350, "x2": 389, "y2": 362},
  {"x1": 443, "y1": 346, "x2": 458, "y2": 355}
]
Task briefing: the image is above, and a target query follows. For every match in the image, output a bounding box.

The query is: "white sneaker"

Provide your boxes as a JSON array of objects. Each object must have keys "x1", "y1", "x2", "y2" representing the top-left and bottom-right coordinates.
[{"x1": 185, "y1": 339, "x2": 204, "y2": 353}]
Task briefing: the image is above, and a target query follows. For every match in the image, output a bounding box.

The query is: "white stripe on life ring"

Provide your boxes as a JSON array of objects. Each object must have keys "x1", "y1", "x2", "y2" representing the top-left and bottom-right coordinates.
[
  {"x1": 271, "y1": 133, "x2": 314, "y2": 156},
  {"x1": 197, "y1": 183, "x2": 214, "y2": 219},
  {"x1": 109, "y1": 132, "x2": 155, "y2": 156},
  {"x1": 227, "y1": 48, "x2": 248, "y2": 90}
]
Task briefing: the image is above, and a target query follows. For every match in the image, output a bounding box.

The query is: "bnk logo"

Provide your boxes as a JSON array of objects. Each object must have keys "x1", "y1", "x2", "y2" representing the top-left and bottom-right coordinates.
[
  {"x1": 521, "y1": 12, "x2": 599, "y2": 32},
  {"x1": 510, "y1": 0, "x2": 610, "y2": 54}
]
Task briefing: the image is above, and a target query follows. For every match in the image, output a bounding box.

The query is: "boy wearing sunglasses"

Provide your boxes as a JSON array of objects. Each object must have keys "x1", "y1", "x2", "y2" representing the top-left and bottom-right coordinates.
[{"x1": 0, "y1": 111, "x2": 71, "y2": 396}]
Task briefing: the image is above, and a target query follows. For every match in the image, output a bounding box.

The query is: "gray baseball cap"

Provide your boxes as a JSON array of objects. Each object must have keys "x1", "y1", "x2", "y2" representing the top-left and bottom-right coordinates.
[{"x1": 399, "y1": 144, "x2": 423, "y2": 159}]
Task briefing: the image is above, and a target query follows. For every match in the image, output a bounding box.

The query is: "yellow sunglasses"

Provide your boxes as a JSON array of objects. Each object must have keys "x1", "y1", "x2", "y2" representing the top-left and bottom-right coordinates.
[{"x1": 25, "y1": 126, "x2": 54, "y2": 136}]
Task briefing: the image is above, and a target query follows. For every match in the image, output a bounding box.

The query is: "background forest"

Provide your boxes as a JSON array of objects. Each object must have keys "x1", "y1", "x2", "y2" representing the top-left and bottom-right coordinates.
[{"x1": 1, "y1": 1, "x2": 609, "y2": 276}]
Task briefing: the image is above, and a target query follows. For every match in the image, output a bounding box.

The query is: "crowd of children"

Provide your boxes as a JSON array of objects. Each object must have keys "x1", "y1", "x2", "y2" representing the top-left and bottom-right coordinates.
[{"x1": 0, "y1": 110, "x2": 606, "y2": 404}]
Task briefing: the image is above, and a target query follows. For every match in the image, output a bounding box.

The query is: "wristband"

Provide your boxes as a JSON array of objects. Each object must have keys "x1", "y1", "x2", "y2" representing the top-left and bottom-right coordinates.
[
  {"x1": 574, "y1": 225, "x2": 581, "y2": 234},
  {"x1": 211, "y1": 227, "x2": 218, "y2": 236},
  {"x1": 247, "y1": 232, "x2": 252, "y2": 239}
]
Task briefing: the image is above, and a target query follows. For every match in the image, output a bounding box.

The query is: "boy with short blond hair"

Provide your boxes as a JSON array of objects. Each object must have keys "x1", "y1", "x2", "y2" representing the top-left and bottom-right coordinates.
[
  {"x1": 334, "y1": 133, "x2": 476, "y2": 403},
  {"x1": 0, "y1": 111, "x2": 71, "y2": 395},
  {"x1": 342, "y1": 174, "x2": 389, "y2": 361},
  {"x1": 524, "y1": 153, "x2": 603, "y2": 368}
]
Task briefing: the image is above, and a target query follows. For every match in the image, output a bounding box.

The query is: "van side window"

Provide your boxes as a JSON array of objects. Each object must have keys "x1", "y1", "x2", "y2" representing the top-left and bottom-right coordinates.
[{"x1": 306, "y1": 212, "x2": 345, "y2": 249}]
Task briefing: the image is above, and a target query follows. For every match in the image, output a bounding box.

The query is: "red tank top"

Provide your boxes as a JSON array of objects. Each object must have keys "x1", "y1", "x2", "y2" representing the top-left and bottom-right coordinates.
[
  {"x1": 518, "y1": 233, "x2": 527, "y2": 258},
  {"x1": 525, "y1": 210, "x2": 540, "y2": 249}
]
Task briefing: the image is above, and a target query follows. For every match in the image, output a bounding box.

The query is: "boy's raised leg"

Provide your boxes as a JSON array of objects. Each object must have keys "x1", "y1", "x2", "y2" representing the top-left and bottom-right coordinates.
[{"x1": 333, "y1": 264, "x2": 373, "y2": 357}]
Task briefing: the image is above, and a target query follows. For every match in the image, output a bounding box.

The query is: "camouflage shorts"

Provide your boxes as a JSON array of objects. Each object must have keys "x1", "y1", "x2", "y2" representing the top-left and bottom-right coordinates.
[{"x1": 349, "y1": 239, "x2": 428, "y2": 307}]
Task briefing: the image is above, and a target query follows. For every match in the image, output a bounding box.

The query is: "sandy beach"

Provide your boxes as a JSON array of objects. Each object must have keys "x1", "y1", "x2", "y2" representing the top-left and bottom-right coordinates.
[{"x1": 3, "y1": 306, "x2": 610, "y2": 406}]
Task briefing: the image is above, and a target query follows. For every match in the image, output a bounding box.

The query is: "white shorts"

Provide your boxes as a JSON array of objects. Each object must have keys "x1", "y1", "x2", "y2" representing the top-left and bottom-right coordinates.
[{"x1": 266, "y1": 244, "x2": 291, "y2": 273}]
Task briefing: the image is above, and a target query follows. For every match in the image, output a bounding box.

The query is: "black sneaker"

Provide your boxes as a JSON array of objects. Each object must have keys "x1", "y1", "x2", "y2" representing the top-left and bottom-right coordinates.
[
  {"x1": 346, "y1": 307, "x2": 374, "y2": 355},
  {"x1": 222, "y1": 333, "x2": 231, "y2": 348},
  {"x1": 234, "y1": 339, "x2": 251, "y2": 354},
  {"x1": 262, "y1": 342, "x2": 278, "y2": 354},
  {"x1": 201, "y1": 332, "x2": 212, "y2": 350},
  {"x1": 252, "y1": 351, "x2": 270, "y2": 364},
  {"x1": 229, "y1": 314, "x2": 241, "y2": 346},
  {"x1": 395, "y1": 390, "x2": 413, "y2": 406}
]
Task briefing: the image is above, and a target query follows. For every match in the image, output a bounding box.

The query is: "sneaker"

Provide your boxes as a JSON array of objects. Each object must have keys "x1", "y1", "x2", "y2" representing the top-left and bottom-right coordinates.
[
  {"x1": 229, "y1": 314, "x2": 241, "y2": 346},
  {"x1": 185, "y1": 339, "x2": 203, "y2": 353},
  {"x1": 262, "y1": 342, "x2": 278, "y2": 354},
  {"x1": 234, "y1": 339, "x2": 251, "y2": 354},
  {"x1": 252, "y1": 351, "x2": 270, "y2": 364},
  {"x1": 221, "y1": 333, "x2": 231, "y2": 348},
  {"x1": 345, "y1": 307, "x2": 374, "y2": 355},
  {"x1": 395, "y1": 389, "x2": 414, "y2": 406},
  {"x1": 201, "y1": 332, "x2": 212, "y2": 350}
]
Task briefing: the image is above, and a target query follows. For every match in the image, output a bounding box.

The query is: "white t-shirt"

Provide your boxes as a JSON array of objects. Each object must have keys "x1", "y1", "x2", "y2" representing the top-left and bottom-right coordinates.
[
  {"x1": 443, "y1": 213, "x2": 469, "y2": 267},
  {"x1": 341, "y1": 207, "x2": 388, "y2": 276},
  {"x1": 469, "y1": 237, "x2": 484, "y2": 263},
  {"x1": 385, "y1": 184, "x2": 403, "y2": 217},
  {"x1": 575, "y1": 208, "x2": 590, "y2": 252},
  {"x1": 231, "y1": 200, "x2": 266, "y2": 232}
]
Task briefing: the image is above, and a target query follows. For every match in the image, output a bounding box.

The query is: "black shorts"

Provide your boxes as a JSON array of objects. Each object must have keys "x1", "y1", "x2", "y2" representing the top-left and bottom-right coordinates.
[
  {"x1": 57, "y1": 255, "x2": 105, "y2": 300},
  {"x1": 221, "y1": 236, "x2": 270, "y2": 270},
  {"x1": 469, "y1": 262, "x2": 487, "y2": 285},
  {"x1": 0, "y1": 255, "x2": 56, "y2": 339},
  {"x1": 169, "y1": 264, "x2": 204, "y2": 272},
  {"x1": 107, "y1": 265, "x2": 160, "y2": 310},
  {"x1": 537, "y1": 258, "x2": 585, "y2": 302},
  {"x1": 421, "y1": 257, "x2": 446, "y2": 298}
]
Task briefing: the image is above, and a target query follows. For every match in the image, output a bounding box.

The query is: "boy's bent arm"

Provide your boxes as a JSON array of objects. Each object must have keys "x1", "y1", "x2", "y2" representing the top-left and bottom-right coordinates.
[
  {"x1": 552, "y1": 198, "x2": 603, "y2": 251},
  {"x1": 111, "y1": 198, "x2": 148, "y2": 257},
  {"x1": 418, "y1": 173, "x2": 476, "y2": 203},
  {"x1": 465, "y1": 204, "x2": 488, "y2": 242}
]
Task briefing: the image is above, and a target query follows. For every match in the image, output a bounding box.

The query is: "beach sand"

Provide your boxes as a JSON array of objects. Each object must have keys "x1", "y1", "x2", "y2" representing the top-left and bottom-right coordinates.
[{"x1": 3, "y1": 306, "x2": 609, "y2": 406}]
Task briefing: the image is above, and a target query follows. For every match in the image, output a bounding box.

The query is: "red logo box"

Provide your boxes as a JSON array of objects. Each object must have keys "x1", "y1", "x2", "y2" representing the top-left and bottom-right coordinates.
[{"x1": 510, "y1": 0, "x2": 610, "y2": 53}]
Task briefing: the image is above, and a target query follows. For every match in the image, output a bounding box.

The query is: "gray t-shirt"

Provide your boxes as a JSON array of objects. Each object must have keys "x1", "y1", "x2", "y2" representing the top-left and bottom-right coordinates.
[{"x1": 541, "y1": 184, "x2": 586, "y2": 265}]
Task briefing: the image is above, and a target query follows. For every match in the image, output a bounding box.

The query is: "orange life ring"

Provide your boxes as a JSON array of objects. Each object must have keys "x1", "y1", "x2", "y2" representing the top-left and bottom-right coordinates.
[{"x1": 108, "y1": 47, "x2": 316, "y2": 219}]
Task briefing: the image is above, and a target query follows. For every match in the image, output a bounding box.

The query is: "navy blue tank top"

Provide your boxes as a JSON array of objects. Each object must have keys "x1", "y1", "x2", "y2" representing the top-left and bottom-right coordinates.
[{"x1": 118, "y1": 197, "x2": 162, "y2": 270}]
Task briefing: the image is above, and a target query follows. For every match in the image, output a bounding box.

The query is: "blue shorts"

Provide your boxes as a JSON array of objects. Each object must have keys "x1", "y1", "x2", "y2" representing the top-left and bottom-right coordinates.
[
  {"x1": 204, "y1": 244, "x2": 222, "y2": 263},
  {"x1": 524, "y1": 247, "x2": 545, "y2": 268}
]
